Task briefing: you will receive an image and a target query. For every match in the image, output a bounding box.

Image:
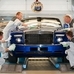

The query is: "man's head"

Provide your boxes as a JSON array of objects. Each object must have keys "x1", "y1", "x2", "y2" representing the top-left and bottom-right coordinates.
[
  {"x1": 66, "y1": 31, "x2": 73, "y2": 40},
  {"x1": 64, "y1": 14, "x2": 72, "y2": 24},
  {"x1": 0, "y1": 31, "x2": 3, "y2": 40},
  {"x1": 16, "y1": 12, "x2": 23, "y2": 20}
]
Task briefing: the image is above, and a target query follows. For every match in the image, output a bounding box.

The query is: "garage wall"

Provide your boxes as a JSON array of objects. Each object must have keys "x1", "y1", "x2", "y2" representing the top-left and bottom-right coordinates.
[
  {"x1": 0, "y1": 0, "x2": 73, "y2": 23},
  {"x1": 0, "y1": 0, "x2": 72, "y2": 16},
  {"x1": 72, "y1": 0, "x2": 74, "y2": 17},
  {"x1": 0, "y1": 0, "x2": 25, "y2": 15},
  {"x1": 0, "y1": 0, "x2": 25, "y2": 10},
  {"x1": 27, "y1": 0, "x2": 71, "y2": 11}
]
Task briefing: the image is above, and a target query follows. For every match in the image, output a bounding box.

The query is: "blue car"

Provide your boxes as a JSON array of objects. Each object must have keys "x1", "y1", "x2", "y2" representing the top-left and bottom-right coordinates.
[{"x1": 9, "y1": 17, "x2": 68, "y2": 63}]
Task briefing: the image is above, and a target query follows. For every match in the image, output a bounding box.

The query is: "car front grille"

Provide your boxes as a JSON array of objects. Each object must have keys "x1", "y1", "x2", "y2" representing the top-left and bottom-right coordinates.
[{"x1": 25, "y1": 34, "x2": 53, "y2": 44}]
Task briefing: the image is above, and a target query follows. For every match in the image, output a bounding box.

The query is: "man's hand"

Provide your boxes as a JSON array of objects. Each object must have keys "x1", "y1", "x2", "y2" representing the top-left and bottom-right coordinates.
[
  {"x1": 18, "y1": 25, "x2": 28, "y2": 30},
  {"x1": 0, "y1": 40, "x2": 6, "y2": 43},
  {"x1": 22, "y1": 23, "x2": 28, "y2": 27}
]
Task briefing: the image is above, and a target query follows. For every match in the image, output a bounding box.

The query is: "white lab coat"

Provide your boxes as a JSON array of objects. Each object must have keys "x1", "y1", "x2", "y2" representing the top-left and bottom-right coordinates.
[
  {"x1": 2, "y1": 19, "x2": 22, "y2": 58},
  {"x1": 2, "y1": 19, "x2": 22, "y2": 47},
  {"x1": 0, "y1": 42, "x2": 5, "y2": 65},
  {"x1": 3, "y1": 19, "x2": 22, "y2": 41},
  {"x1": 65, "y1": 42, "x2": 74, "y2": 67}
]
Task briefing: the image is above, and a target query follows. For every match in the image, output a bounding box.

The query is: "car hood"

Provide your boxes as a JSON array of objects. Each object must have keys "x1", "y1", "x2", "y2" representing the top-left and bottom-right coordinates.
[
  {"x1": 23, "y1": 17, "x2": 61, "y2": 33},
  {"x1": 21, "y1": 17, "x2": 62, "y2": 33}
]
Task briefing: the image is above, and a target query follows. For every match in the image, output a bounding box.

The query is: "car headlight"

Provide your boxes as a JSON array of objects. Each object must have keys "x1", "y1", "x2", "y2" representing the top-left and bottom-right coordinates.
[
  {"x1": 39, "y1": 44, "x2": 43, "y2": 47},
  {"x1": 16, "y1": 38, "x2": 21, "y2": 43},
  {"x1": 57, "y1": 38, "x2": 62, "y2": 42}
]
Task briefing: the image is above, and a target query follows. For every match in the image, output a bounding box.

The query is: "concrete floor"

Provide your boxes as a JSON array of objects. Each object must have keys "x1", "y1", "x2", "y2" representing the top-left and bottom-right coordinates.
[
  {"x1": 0, "y1": 71, "x2": 73, "y2": 74},
  {"x1": 0, "y1": 58, "x2": 74, "y2": 74}
]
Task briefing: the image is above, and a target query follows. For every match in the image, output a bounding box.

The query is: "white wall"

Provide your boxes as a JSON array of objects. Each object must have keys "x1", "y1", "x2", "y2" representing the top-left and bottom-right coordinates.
[
  {"x1": 0, "y1": 0, "x2": 25, "y2": 10},
  {"x1": 0, "y1": 0, "x2": 72, "y2": 16},
  {"x1": 0, "y1": 0, "x2": 25, "y2": 15},
  {"x1": 27, "y1": 0, "x2": 71, "y2": 11}
]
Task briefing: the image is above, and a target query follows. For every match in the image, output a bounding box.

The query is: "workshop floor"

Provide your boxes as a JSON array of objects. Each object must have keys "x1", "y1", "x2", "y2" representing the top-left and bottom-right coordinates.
[
  {"x1": 0, "y1": 58, "x2": 74, "y2": 74},
  {"x1": 0, "y1": 71, "x2": 74, "y2": 74}
]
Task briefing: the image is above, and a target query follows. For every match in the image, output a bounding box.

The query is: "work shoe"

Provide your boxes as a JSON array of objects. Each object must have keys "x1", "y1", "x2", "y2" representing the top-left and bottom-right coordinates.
[
  {"x1": 70, "y1": 66, "x2": 74, "y2": 70},
  {"x1": 8, "y1": 44, "x2": 16, "y2": 51}
]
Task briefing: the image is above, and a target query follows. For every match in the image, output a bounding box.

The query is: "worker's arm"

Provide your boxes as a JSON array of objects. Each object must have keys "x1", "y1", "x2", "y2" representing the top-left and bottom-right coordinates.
[
  {"x1": 0, "y1": 44, "x2": 16, "y2": 53},
  {"x1": 18, "y1": 24, "x2": 28, "y2": 30},
  {"x1": 0, "y1": 45, "x2": 9, "y2": 53},
  {"x1": 60, "y1": 42, "x2": 70, "y2": 47},
  {"x1": 0, "y1": 35, "x2": 11, "y2": 43},
  {"x1": 0, "y1": 40, "x2": 6, "y2": 43},
  {"x1": 5, "y1": 35, "x2": 11, "y2": 42},
  {"x1": 14, "y1": 19, "x2": 28, "y2": 27},
  {"x1": 14, "y1": 19, "x2": 23, "y2": 26},
  {"x1": 0, "y1": 45, "x2": 5, "y2": 53},
  {"x1": 22, "y1": 23, "x2": 27, "y2": 26}
]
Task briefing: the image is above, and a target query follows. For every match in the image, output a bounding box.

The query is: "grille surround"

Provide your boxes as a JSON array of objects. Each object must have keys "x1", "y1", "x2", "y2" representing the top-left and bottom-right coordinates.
[{"x1": 25, "y1": 31, "x2": 53, "y2": 44}]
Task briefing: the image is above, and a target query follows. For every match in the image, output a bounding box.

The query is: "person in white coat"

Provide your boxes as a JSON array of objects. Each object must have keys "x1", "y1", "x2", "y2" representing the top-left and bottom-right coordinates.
[
  {"x1": 63, "y1": 14, "x2": 72, "y2": 28},
  {"x1": 0, "y1": 31, "x2": 15, "y2": 66},
  {"x1": 61, "y1": 31, "x2": 74, "y2": 70},
  {"x1": 65, "y1": 31, "x2": 74, "y2": 70},
  {"x1": 2, "y1": 12, "x2": 27, "y2": 47},
  {"x1": 2, "y1": 12, "x2": 27, "y2": 58}
]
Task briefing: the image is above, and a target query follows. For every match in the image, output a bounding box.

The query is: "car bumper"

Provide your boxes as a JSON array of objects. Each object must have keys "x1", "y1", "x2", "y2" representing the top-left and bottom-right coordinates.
[{"x1": 12, "y1": 44, "x2": 67, "y2": 57}]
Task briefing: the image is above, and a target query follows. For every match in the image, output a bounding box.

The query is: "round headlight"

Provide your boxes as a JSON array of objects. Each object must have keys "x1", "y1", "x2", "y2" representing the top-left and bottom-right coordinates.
[
  {"x1": 57, "y1": 38, "x2": 62, "y2": 42},
  {"x1": 16, "y1": 38, "x2": 21, "y2": 43},
  {"x1": 39, "y1": 44, "x2": 42, "y2": 47}
]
